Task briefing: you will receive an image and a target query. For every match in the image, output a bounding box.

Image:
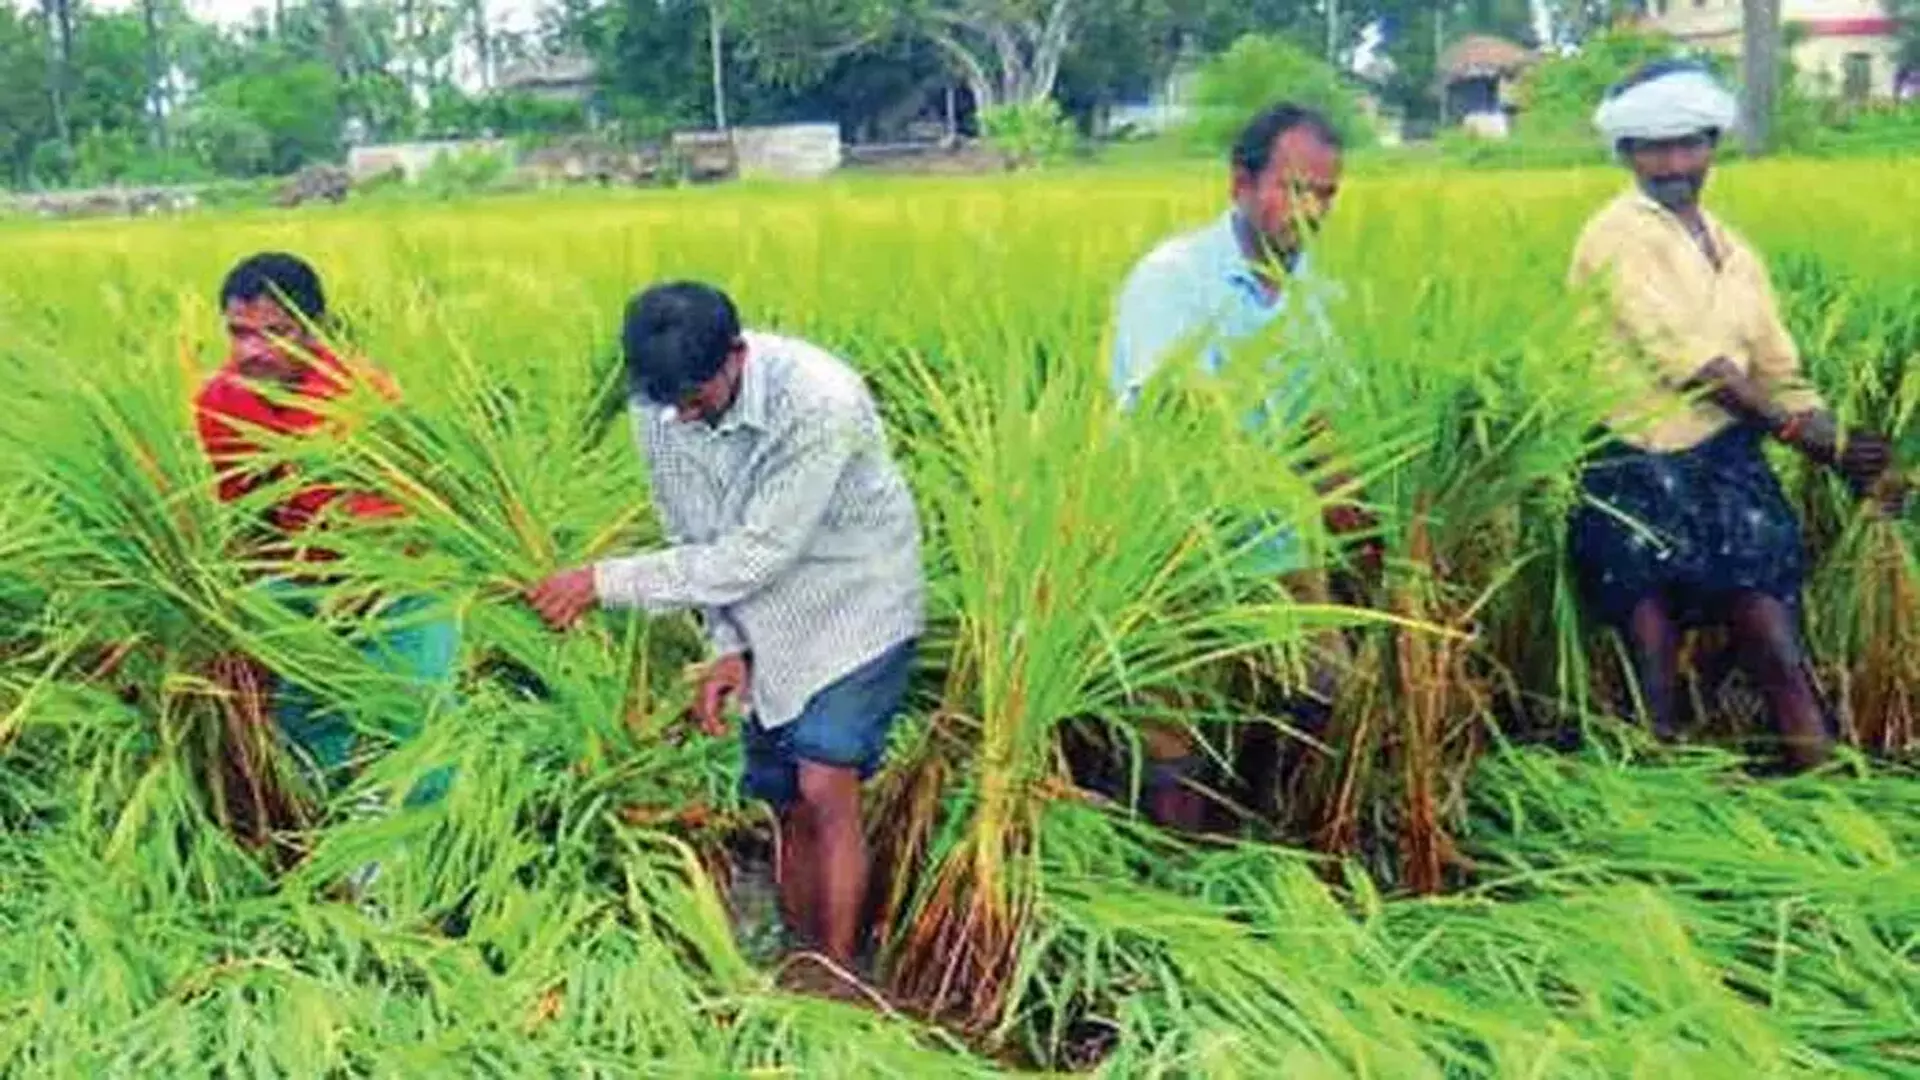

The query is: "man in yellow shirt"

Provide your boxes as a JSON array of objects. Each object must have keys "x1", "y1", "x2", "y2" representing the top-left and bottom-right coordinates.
[{"x1": 1567, "y1": 60, "x2": 1895, "y2": 769}]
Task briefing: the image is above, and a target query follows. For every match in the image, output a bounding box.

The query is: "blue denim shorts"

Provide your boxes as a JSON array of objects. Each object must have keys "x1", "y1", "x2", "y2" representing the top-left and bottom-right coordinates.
[{"x1": 741, "y1": 639, "x2": 917, "y2": 809}]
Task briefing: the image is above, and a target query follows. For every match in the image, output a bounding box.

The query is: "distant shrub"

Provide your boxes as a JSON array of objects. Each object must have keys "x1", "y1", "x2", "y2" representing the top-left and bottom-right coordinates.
[
  {"x1": 1514, "y1": 28, "x2": 1723, "y2": 139},
  {"x1": 980, "y1": 99, "x2": 1079, "y2": 169},
  {"x1": 416, "y1": 148, "x2": 517, "y2": 200},
  {"x1": 1184, "y1": 35, "x2": 1376, "y2": 155}
]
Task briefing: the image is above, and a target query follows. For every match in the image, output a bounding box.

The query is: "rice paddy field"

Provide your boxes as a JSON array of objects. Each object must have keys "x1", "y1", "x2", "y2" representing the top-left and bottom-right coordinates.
[{"x1": 1, "y1": 156, "x2": 1917, "y2": 1077}]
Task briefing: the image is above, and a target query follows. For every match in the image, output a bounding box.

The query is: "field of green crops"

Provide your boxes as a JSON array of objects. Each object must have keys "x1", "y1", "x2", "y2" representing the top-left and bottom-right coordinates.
[{"x1": 1, "y1": 158, "x2": 1917, "y2": 1076}]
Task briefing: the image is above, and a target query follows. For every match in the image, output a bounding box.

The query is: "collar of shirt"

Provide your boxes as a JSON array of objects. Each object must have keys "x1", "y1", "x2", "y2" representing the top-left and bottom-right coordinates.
[
  {"x1": 209, "y1": 348, "x2": 352, "y2": 424},
  {"x1": 651, "y1": 333, "x2": 774, "y2": 435},
  {"x1": 1205, "y1": 209, "x2": 1314, "y2": 310},
  {"x1": 1193, "y1": 211, "x2": 1334, "y2": 431},
  {"x1": 1621, "y1": 188, "x2": 1734, "y2": 262},
  {"x1": 715, "y1": 338, "x2": 770, "y2": 434}
]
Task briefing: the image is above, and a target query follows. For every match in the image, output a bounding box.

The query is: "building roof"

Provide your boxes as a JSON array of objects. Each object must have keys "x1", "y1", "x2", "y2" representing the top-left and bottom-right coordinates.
[
  {"x1": 498, "y1": 54, "x2": 598, "y2": 91},
  {"x1": 1439, "y1": 35, "x2": 1536, "y2": 82}
]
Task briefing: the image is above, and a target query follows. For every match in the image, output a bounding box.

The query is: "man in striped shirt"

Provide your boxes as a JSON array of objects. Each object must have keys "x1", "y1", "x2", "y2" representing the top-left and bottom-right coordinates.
[{"x1": 529, "y1": 282, "x2": 923, "y2": 983}]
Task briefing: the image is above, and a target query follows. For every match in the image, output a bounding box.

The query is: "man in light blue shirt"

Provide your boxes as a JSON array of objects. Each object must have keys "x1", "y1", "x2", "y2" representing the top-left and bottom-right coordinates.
[{"x1": 1107, "y1": 102, "x2": 1369, "y2": 831}]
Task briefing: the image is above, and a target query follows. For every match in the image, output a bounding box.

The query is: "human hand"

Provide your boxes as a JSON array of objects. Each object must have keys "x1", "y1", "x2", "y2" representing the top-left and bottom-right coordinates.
[
  {"x1": 1836, "y1": 432, "x2": 1894, "y2": 494},
  {"x1": 1322, "y1": 501, "x2": 1382, "y2": 584},
  {"x1": 1781, "y1": 413, "x2": 1891, "y2": 489},
  {"x1": 1323, "y1": 501, "x2": 1374, "y2": 537},
  {"x1": 694, "y1": 653, "x2": 750, "y2": 737},
  {"x1": 526, "y1": 567, "x2": 598, "y2": 630},
  {"x1": 1866, "y1": 469, "x2": 1909, "y2": 518}
]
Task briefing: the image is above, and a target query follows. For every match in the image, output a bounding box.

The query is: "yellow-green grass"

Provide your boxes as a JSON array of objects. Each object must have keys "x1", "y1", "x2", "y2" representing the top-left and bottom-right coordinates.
[{"x1": 0, "y1": 158, "x2": 1914, "y2": 1075}]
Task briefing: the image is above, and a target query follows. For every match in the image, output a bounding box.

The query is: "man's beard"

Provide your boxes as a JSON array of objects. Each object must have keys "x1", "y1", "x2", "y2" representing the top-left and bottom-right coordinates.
[{"x1": 1642, "y1": 171, "x2": 1707, "y2": 211}]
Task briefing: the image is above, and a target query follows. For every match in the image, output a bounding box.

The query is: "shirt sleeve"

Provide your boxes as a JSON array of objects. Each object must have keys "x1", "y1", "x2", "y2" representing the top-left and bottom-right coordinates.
[
  {"x1": 1742, "y1": 248, "x2": 1826, "y2": 415},
  {"x1": 1571, "y1": 229, "x2": 1721, "y2": 387},
  {"x1": 194, "y1": 385, "x2": 278, "y2": 504},
  {"x1": 641, "y1": 431, "x2": 749, "y2": 655},
  {"x1": 338, "y1": 491, "x2": 408, "y2": 520},
  {"x1": 1111, "y1": 260, "x2": 1204, "y2": 413},
  {"x1": 593, "y1": 403, "x2": 863, "y2": 614}
]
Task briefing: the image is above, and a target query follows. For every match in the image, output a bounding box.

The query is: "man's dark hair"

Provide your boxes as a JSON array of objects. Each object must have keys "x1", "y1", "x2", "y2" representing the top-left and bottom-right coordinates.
[
  {"x1": 622, "y1": 281, "x2": 742, "y2": 405},
  {"x1": 219, "y1": 251, "x2": 327, "y2": 322},
  {"x1": 1231, "y1": 102, "x2": 1343, "y2": 177}
]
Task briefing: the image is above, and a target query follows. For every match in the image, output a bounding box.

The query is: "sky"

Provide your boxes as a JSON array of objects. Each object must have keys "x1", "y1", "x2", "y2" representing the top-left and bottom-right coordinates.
[
  {"x1": 82, "y1": 0, "x2": 545, "y2": 35},
  {"x1": 37, "y1": 0, "x2": 1563, "y2": 86},
  {"x1": 50, "y1": 0, "x2": 1558, "y2": 51}
]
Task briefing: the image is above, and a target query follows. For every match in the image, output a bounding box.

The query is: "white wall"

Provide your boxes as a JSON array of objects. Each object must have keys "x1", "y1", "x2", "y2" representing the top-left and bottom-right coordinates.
[
  {"x1": 346, "y1": 140, "x2": 511, "y2": 183},
  {"x1": 1641, "y1": 0, "x2": 1904, "y2": 100},
  {"x1": 1794, "y1": 33, "x2": 1902, "y2": 98},
  {"x1": 730, "y1": 125, "x2": 843, "y2": 181}
]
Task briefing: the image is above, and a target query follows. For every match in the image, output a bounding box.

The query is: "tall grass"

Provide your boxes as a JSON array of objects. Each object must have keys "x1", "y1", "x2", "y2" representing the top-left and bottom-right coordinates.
[{"x1": 0, "y1": 159, "x2": 1914, "y2": 1074}]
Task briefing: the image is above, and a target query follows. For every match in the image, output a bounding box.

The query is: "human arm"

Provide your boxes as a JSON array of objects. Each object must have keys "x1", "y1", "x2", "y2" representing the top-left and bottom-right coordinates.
[
  {"x1": 1295, "y1": 412, "x2": 1381, "y2": 578},
  {"x1": 1683, "y1": 359, "x2": 1892, "y2": 493},
  {"x1": 1682, "y1": 258, "x2": 1891, "y2": 493},
  {"x1": 592, "y1": 403, "x2": 864, "y2": 614},
  {"x1": 693, "y1": 651, "x2": 749, "y2": 736},
  {"x1": 1111, "y1": 260, "x2": 1206, "y2": 413},
  {"x1": 639, "y1": 421, "x2": 749, "y2": 655}
]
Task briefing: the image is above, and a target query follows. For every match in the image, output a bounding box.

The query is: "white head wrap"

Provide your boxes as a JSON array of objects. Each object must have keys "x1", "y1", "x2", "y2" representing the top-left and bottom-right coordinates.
[{"x1": 1593, "y1": 65, "x2": 1739, "y2": 148}]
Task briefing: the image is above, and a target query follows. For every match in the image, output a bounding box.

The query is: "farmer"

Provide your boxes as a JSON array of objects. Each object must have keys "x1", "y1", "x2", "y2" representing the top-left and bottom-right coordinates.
[
  {"x1": 1108, "y1": 101, "x2": 1373, "y2": 830},
  {"x1": 527, "y1": 282, "x2": 923, "y2": 989},
  {"x1": 195, "y1": 252, "x2": 458, "y2": 850},
  {"x1": 1567, "y1": 61, "x2": 1897, "y2": 768}
]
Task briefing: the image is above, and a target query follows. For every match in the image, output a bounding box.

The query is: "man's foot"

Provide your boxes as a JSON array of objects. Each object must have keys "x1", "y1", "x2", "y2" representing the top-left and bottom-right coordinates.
[
  {"x1": 727, "y1": 851, "x2": 792, "y2": 966},
  {"x1": 774, "y1": 951, "x2": 875, "y2": 1005}
]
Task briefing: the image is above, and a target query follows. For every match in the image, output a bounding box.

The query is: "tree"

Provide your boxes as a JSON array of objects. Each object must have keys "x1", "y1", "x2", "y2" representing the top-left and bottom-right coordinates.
[
  {"x1": 1536, "y1": 0, "x2": 1637, "y2": 49},
  {"x1": 141, "y1": 0, "x2": 167, "y2": 150},
  {"x1": 0, "y1": 5, "x2": 55, "y2": 184},
  {"x1": 69, "y1": 11, "x2": 154, "y2": 139},
  {"x1": 1894, "y1": 0, "x2": 1920, "y2": 73},
  {"x1": 42, "y1": 0, "x2": 75, "y2": 151},
  {"x1": 923, "y1": 0, "x2": 1078, "y2": 109},
  {"x1": 1740, "y1": 0, "x2": 1780, "y2": 153},
  {"x1": 1370, "y1": 0, "x2": 1538, "y2": 121},
  {"x1": 177, "y1": 100, "x2": 273, "y2": 175},
  {"x1": 1186, "y1": 33, "x2": 1376, "y2": 151},
  {"x1": 587, "y1": 0, "x2": 715, "y2": 133},
  {"x1": 1514, "y1": 25, "x2": 1714, "y2": 136},
  {"x1": 1172, "y1": 0, "x2": 1349, "y2": 57},
  {"x1": 728, "y1": 0, "x2": 1082, "y2": 111},
  {"x1": 1051, "y1": 0, "x2": 1187, "y2": 130},
  {"x1": 202, "y1": 60, "x2": 344, "y2": 173}
]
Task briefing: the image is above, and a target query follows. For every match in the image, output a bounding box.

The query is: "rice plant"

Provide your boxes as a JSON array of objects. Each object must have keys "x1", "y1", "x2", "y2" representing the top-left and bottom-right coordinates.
[{"x1": 0, "y1": 159, "x2": 1914, "y2": 1074}]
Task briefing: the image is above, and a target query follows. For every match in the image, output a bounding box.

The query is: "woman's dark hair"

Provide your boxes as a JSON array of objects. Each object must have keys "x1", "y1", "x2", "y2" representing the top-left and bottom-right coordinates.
[
  {"x1": 622, "y1": 281, "x2": 742, "y2": 404},
  {"x1": 1231, "y1": 102, "x2": 1343, "y2": 177},
  {"x1": 219, "y1": 252, "x2": 327, "y2": 322}
]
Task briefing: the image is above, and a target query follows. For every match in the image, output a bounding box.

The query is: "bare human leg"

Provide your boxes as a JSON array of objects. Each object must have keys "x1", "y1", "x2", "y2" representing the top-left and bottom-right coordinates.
[
  {"x1": 1626, "y1": 594, "x2": 1681, "y2": 741},
  {"x1": 1140, "y1": 718, "x2": 1208, "y2": 832},
  {"x1": 795, "y1": 761, "x2": 869, "y2": 968},
  {"x1": 775, "y1": 801, "x2": 821, "y2": 949},
  {"x1": 1724, "y1": 592, "x2": 1832, "y2": 771}
]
